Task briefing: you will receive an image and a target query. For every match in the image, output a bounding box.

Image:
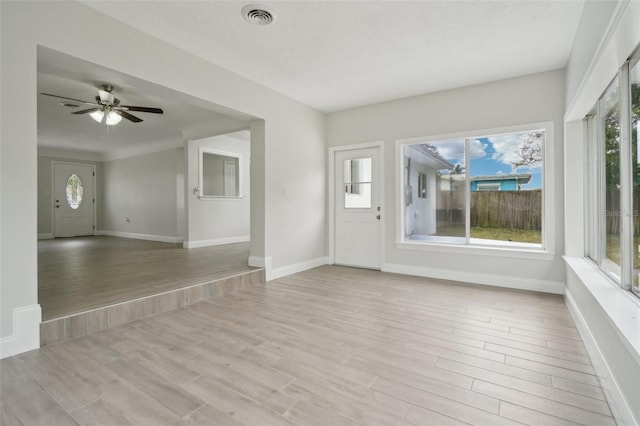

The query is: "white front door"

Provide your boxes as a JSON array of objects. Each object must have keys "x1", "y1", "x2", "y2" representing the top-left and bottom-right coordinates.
[
  {"x1": 334, "y1": 147, "x2": 381, "y2": 269},
  {"x1": 53, "y1": 163, "x2": 95, "y2": 238}
]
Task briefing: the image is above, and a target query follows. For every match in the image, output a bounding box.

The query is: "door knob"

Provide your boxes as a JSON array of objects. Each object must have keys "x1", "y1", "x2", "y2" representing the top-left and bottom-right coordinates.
[{"x1": 376, "y1": 215, "x2": 381, "y2": 220}]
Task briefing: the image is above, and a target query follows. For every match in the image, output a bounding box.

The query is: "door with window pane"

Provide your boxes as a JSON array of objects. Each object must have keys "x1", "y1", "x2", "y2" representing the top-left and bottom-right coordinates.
[
  {"x1": 53, "y1": 163, "x2": 95, "y2": 237},
  {"x1": 334, "y1": 147, "x2": 381, "y2": 269}
]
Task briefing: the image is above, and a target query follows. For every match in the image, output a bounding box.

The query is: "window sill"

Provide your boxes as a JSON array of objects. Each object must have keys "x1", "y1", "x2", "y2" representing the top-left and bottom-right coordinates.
[
  {"x1": 563, "y1": 256, "x2": 640, "y2": 365},
  {"x1": 396, "y1": 240, "x2": 555, "y2": 261}
]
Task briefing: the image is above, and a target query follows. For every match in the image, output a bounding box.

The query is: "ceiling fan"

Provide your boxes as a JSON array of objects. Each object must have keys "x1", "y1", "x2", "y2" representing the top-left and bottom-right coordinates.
[{"x1": 41, "y1": 84, "x2": 163, "y2": 125}]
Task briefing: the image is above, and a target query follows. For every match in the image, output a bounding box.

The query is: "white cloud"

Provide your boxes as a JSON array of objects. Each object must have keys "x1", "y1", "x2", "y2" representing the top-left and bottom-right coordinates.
[
  {"x1": 489, "y1": 134, "x2": 523, "y2": 167},
  {"x1": 469, "y1": 139, "x2": 487, "y2": 159},
  {"x1": 428, "y1": 139, "x2": 486, "y2": 162}
]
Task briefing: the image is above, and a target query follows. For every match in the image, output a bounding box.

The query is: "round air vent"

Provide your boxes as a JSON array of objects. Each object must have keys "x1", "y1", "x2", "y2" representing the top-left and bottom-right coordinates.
[{"x1": 242, "y1": 4, "x2": 275, "y2": 25}]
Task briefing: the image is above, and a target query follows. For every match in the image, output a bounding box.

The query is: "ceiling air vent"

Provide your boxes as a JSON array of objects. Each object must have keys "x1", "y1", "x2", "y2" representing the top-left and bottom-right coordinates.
[{"x1": 242, "y1": 4, "x2": 275, "y2": 25}]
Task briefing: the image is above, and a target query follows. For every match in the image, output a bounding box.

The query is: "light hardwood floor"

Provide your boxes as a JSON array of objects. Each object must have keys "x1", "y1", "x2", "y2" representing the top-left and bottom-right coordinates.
[
  {"x1": 38, "y1": 236, "x2": 255, "y2": 320},
  {"x1": 3, "y1": 266, "x2": 614, "y2": 425}
]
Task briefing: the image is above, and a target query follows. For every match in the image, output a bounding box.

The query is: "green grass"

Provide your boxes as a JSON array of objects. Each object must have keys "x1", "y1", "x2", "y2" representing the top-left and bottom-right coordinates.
[
  {"x1": 435, "y1": 225, "x2": 541, "y2": 244},
  {"x1": 605, "y1": 234, "x2": 640, "y2": 269},
  {"x1": 470, "y1": 227, "x2": 541, "y2": 244}
]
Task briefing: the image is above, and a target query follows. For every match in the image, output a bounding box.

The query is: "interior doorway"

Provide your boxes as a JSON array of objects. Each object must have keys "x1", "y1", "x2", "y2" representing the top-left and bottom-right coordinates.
[{"x1": 37, "y1": 47, "x2": 264, "y2": 324}]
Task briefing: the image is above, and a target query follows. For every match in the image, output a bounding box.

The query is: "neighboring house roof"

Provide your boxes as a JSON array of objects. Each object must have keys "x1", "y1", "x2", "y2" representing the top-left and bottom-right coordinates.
[
  {"x1": 470, "y1": 173, "x2": 531, "y2": 183},
  {"x1": 411, "y1": 145, "x2": 455, "y2": 170}
]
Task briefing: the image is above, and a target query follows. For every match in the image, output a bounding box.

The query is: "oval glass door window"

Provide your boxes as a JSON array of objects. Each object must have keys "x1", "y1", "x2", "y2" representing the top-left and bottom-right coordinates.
[{"x1": 66, "y1": 174, "x2": 84, "y2": 209}]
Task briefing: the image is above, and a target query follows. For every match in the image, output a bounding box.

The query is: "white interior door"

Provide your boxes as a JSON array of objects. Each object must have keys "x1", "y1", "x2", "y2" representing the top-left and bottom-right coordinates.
[
  {"x1": 54, "y1": 163, "x2": 95, "y2": 238},
  {"x1": 335, "y1": 147, "x2": 381, "y2": 269}
]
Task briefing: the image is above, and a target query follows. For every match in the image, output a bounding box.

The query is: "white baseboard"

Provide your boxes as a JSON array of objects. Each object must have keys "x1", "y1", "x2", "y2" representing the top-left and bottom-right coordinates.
[
  {"x1": 269, "y1": 257, "x2": 329, "y2": 281},
  {"x1": 382, "y1": 263, "x2": 564, "y2": 294},
  {"x1": 249, "y1": 255, "x2": 272, "y2": 270},
  {"x1": 0, "y1": 305, "x2": 41, "y2": 359},
  {"x1": 98, "y1": 230, "x2": 183, "y2": 244},
  {"x1": 37, "y1": 233, "x2": 53, "y2": 240},
  {"x1": 565, "y1": 290, "x2": 637, "y2": 426},
  {"x1": 183, "y1": 235, "x2": 249, "y2": 249}
]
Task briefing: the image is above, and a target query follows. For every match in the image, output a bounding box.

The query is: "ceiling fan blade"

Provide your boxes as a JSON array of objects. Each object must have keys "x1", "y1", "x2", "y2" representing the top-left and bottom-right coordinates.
[
  {"x1": 71, "y1": 108, "x2": 100, "y2": 115},
  {"x1": 40, "y1": 93, "x2": 97, "y2": 105},
  {"x1": 120, "y1": 106, "x2": 164, "y2": 114},
  {"x1": 115, "y1": 110, "x2": 143, "y2": 123}
]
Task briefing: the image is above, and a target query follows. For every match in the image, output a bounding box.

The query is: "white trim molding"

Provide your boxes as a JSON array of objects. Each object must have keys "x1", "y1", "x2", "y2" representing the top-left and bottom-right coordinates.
[
  {"x1": 0, "y1": 305, "x2": 42, "y2": 359},
  {"x1": 98, "y1": 230, "x2": 184, "y2": 244},
  {"x1": 183, "y1": 235, "x2": 250, "y2": 249},
  {"x1": 564, "y1": 256, "x2": 640, "y2": 426},
  {"x1": 37, "y1": 233, "x2": 54, "y2": 240},
  {"x1": 383, "y1": 262, "x2": 564, "y2": 294},
  {"x1": 565, "y1": 289, "x2": 637, "y2": 426},
  {"x1": 269, "y1": 257, "x2": 329, "y2": 281},
  {"x1": 248, "y1": 256, "x2": 271, "y2": 268}
]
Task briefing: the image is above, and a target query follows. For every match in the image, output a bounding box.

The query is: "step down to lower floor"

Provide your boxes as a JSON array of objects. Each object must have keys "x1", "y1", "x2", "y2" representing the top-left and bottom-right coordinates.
[{"x1": 40, "y1": 269, "x2": 265, "y2": 346}]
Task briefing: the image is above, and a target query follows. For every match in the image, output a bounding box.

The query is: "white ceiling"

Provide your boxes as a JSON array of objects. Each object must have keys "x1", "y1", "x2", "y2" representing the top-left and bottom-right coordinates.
[
  {"x1": 83, "y1": 0, "x2": 585, "y2": 113},
  {"x1": 39, "y1": 1, "x2": 585, "y2": 156},
  {"x1": 38, "y1": 47, "x2": 253, "y2": 157}
]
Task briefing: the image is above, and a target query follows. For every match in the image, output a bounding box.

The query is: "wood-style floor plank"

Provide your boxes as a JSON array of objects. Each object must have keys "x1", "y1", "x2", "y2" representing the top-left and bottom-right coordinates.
[
  {"x1": 2, "y1": 265, "x2": 616, "y2": 425},
  {"x1": 38, "y1": 237, "x2": 255, "y2": 320}
]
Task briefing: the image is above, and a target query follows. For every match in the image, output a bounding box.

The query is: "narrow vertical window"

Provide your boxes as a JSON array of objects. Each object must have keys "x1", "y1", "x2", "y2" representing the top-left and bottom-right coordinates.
[
  {"x1": 585, "y1": 113, "x2": 599, "y2": 262},
  {"x1": 65, "y1": 174, "x2": 83, "y2": 210},
  {"x1": 344, "y1": 158, "x2": 372, "y2": 209},
  {"x1": 631, "y1": 59, "x2": 640, "y2": 294},
  {"x1": 601, "y1": 78, "x2": 621, "y2": 278},
  {"x1": 585, "y1": 46, "x2": 640, "y2": 298}
]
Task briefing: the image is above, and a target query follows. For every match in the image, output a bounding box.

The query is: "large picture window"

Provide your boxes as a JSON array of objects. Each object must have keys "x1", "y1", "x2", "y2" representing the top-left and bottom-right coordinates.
[
  {"x1": 401, "y1": 127, "x2": 545, "y2": 249},
  {"x1": 585, "y1": 47, "x2": 640, "y2": 298}
]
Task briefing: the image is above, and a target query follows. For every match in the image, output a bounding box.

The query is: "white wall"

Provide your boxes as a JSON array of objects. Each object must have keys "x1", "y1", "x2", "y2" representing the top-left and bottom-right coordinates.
[
  {"x1": 563, "y1": 1, "x2": 640, "y2": 424},
  {"x1": 101, "y1": 148, "x2": 181, "y2": 242},
  {"x1": 0, "y1": 1, "x2": 325, "y2": 356},
  {"x1": 186, "y1": 134, "x2": 250, "y2": 247},
  {"x1": 565, "y1": 1, "x2": 622, "y2": 112},
  {"x1": 328, "y1": 70, "x2": 566, "y2": 293},
  {"x1": 404, "y1": 148, "x2": 436, "y2": 236}
]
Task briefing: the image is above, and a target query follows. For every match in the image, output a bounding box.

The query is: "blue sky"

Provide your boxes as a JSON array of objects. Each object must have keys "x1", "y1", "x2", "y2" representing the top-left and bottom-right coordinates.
[
  {"x1": 471, "y1": 138, "x2": 542, "y2": 189},
  {"x1": 427, "y1": 134, "x2": 543, "y2": 190}
]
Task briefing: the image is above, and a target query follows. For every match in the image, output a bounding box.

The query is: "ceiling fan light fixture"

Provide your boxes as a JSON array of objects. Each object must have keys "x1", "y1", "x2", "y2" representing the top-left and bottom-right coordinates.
[
  {"x1": 106, "y1": 111, "x2": 122, "y2": 126},
  {"x1": 89, "y1": 110, "x2": 104, "y2": 123}
]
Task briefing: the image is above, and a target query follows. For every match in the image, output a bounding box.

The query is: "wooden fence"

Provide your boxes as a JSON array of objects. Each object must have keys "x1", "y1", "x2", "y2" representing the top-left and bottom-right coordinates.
[
  {"x1": 433, "y1": 188, "x2": 640, "y2": 233},
  {"x1": 436, "y1": 189, "x2": 542, "y2": 230},
  {"x1": 605, "y1": 188, "x2": 640, "y2": 234}
]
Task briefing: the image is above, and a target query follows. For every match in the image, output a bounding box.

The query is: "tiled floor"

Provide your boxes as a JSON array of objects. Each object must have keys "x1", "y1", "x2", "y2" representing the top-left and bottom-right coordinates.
[
  {"x1": 2, "y1": 266, "x2": 615, "y2": 425},
  {"x1": 38, "y1": 236, "x2": 255, "y2": 320}
]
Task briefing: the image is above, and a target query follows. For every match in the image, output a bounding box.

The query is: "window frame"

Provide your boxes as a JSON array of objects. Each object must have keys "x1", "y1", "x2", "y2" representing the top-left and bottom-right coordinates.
[
  {"x1": 343, "y1": 156, "x2": 373, "y2": 209},
  {"x1": 395, "y1": 121, "x2": 555, "y2": 259},
  {"x1": 584, "y1": 48, "x2": 640, "y2": 299},
  {"x1": 197, "y1": 146, "x2": 243, "y2": 200}
]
